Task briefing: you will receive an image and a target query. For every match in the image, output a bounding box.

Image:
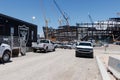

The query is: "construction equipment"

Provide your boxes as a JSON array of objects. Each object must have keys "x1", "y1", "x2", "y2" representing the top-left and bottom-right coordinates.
[
  {"x1": 40, "y1": 0, "x2": 49, "y2": 39},
  {"x1": 88, "y1": 14, "x2": 93, "y2": 24},
  {"x1": 58, "y1": 17, "x2": 63, "y2": 26},
  {"x1": 53, "y1": 0, "x2": 69, "y2": 26},
  {"x1": 53, "y1": 0, "x2": 72, "y2": 41},
  {"x1": 88, "y1": 13, "x2": 94, "y2": 40}
]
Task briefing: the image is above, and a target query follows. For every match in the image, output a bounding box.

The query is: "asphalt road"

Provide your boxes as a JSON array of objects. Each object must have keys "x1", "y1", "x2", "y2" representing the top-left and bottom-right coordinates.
[{"x1": 0, "y1": 49, "x2": 102, "y2": 80}]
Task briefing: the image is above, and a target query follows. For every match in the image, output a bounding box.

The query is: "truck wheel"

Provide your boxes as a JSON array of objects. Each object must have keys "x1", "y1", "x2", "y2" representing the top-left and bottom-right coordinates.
[
  {"x1": 75, "y1": 52, "x2": 79, "y2": 57},
  {"x1": 44, "y1": 47, "x2": 48, "y2": 53},
  {"x1": 33, "y1": 49, "x2": 37, "y2": 52},
  {"x1": 2, "y1": 51, "x2": 11, "y2": 63},
  {"x1": 53, "y1": 48, "x2": 55, "y2": 51},
  {"x1": 90, "y1": 53, "x2": 94, "y2": 58}
]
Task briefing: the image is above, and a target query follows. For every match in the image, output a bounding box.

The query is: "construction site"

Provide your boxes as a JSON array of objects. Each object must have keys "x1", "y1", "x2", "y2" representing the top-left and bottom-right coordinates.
[
  {"x1": 43, "y1": 17, "x2": 120, "y2": 44},
  {"x1": 42, "y1": 0, "x2": 120, "y2": 44}
]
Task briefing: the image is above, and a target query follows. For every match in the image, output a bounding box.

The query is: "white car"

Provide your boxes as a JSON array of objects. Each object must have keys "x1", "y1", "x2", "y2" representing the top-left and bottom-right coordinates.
[
  {"x1": 32, "y1": 39, "x2": 55, "y2": 53},
  {"x1": 75, "y1": 41, "x2": 94, "y2": 58},
  {"x1": 0, "y1": 43, "x2": 12, "y2": 62}
]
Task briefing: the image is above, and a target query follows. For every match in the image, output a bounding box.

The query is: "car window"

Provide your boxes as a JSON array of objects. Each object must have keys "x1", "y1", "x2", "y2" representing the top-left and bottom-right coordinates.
[
  {"x1": 40, "y1": 40, "x2": 49, "y2": 43},
  {"x1": 51, "y1": 41, "x2": 54, "y2": 44},
  {"x1": 79, "y1": 43, "x2": 92, "y2": 46}
]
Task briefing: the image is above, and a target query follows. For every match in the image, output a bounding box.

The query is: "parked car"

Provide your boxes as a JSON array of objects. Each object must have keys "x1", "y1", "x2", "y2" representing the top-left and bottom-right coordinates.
[
  {"x1": 113, "y1": 41, "x2": 120, "y2": 45},
  {"x1": 32, "y1": 39, "x2": 55, "y2": 53},
  {"x1": 63, "y1": 43, "x2": 76, "y2": 49},
  {"x1": 0, "y1": 43, "x2": 12, "y2": 63},
  {"x1": 75, "y1": 41, "x2": 94, "y2": 58}
]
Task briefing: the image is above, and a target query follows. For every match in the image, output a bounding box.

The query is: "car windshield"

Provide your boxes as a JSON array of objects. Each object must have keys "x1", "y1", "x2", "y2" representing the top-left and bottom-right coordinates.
[
  {"x1": 79, "y1": 43, "x2": 92, "y2": 46},
  {"x1": 40, "y1": 40, "x2": 49, "y2": 43}
]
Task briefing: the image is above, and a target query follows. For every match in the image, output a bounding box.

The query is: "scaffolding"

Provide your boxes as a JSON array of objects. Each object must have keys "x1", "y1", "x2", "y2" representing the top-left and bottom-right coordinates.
[{"x1": 43, "y1": 18, "x2": 120, "y2": 43}]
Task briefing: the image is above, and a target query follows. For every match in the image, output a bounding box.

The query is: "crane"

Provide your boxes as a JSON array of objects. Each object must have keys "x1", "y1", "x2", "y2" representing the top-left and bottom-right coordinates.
[
  {"x1": 88, "y1": 13, "x2": 94, "y2": 41},
  {"x1": 88, "y1": 14, "x2": 93, "y2": 24},
  {"x1": 53, "y1": 0, "x2": 69, "y2": 26},
  {"x1": 40, "y1": 0, "x2": 49, "y2": 39},
  {"x1": 53, "y1": 0, "x2": 72, "y2": 41}
]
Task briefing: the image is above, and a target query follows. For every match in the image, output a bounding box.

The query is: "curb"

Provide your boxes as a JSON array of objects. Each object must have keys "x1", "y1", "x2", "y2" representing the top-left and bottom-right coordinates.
[{"x1": 96, "y1": 56, "x2": 111, "y2": 80}]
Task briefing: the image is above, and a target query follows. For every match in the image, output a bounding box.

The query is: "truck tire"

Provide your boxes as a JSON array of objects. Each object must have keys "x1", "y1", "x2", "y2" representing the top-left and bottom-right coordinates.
[
  {"x1": 53, "y1": 48, "x2": 55, "y2": 51},
  {"x1": 33, "y1": 49, "x2": 37, "y2": 52},
  {"x1": 44, "y1": 47, "x2": 48, "y2": 53},
  {"x1": 2, "y1": 51, "x2": 11, "y2": 63},
  {"x1": 90, "y1": 53, "x2": 94, "y2": 58},
  {"x1": 75, "y1": 52, "x2": 79, "y2": 57}
]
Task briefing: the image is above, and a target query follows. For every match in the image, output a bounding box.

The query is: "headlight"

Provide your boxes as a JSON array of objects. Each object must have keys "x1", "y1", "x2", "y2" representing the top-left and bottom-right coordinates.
[{"x1": 90, "y1": 49, "x2": 93, "y2": 52}]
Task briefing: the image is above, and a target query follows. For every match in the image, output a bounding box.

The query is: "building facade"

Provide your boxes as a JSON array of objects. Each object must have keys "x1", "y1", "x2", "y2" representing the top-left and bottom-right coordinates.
[{"x1": 0, "y1": 13, "x2": 37, "y2": 47}]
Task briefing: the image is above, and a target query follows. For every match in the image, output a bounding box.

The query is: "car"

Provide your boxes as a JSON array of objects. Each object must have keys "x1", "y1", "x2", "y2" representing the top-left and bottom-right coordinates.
[
  {"x1": 32, "y1": 39, "x2": 55, "y2": 53},
  {"x1": 64, "y1": 43, "x2": 76, "y2": 49},
  {"x1": 0, "y1": 43, "x2": 12, "y2": 63},
  {"x1": 75, "y1": 41, "x2": 94, "y2": 58},
  {"x1": 113, "y1": 41, "x2": 120, "y2": 45}
]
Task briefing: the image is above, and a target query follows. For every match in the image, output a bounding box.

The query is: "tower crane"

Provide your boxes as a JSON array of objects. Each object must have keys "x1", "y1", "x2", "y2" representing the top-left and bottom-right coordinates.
[
  {"x1": 40, "y1": 0, "x2": 49, "y2": 39},
  {"x1": 53, "y1": 0, "x2": 69, "y2": 26},
  {"x1": 58, "y1": 17, "x2": 63, "y2": 26},
  {"x1": 88, "y1": 13, "x2": 94, "y2": 41},
  {"x1": 88, "y1": 14, "x2": 93, "y2": 24}
]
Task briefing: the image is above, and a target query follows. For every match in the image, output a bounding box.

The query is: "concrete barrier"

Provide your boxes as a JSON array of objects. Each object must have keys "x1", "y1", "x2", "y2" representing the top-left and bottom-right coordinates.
[
  {"x1": 96, "y1": 56, "x2": 111, "y2": 80},
  {"x1": 108, "y1": 56, "x2": 120, "y2": 79}
]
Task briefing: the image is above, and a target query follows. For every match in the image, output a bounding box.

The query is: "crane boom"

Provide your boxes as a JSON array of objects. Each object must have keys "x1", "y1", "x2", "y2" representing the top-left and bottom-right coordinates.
[
  {"x1": 40, "y1": 0, "x2": 49, "y2": 39},
  {"x1": 88, "y1": 13, "x2": 94, "y2": 40},
  {"x1": 53, "y1": 0, "x2": 69, "y2": 25},
  {"x1": 88, "y1": 14, "x2": 93, "y2": 23}
]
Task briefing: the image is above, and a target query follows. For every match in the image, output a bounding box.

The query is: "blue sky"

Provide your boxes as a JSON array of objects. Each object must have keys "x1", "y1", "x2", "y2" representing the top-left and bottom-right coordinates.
[{"x1": 0, "y1": 0, "x2": 120, "y2": 36}]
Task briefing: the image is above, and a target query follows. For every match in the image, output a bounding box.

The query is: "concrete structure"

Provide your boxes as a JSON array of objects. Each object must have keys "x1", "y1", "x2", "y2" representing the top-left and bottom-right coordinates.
[
  {"x1": 108, "y1": 56, "x2": 120, "y2": 79},
  {"x1": 43, "y1": 17, "x2": 120, "y2": 43}
]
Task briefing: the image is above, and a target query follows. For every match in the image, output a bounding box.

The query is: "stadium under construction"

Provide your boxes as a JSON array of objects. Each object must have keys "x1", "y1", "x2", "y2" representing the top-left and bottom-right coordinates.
[{"x1": 43, "y1": 17, "x2": 120, "y2": 43}]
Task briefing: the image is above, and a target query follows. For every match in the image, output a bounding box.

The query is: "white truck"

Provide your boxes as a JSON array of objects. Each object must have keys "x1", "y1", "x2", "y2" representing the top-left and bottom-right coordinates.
[
  {"x1": 32, "y1": 39, "x2": 55, "y2": 53},
  {"x1": 75, "y1": 41, "x2": 94, "y2": 58},
  {"x1": 0, "y1": 43, "x2": 12, "y2": 63}
]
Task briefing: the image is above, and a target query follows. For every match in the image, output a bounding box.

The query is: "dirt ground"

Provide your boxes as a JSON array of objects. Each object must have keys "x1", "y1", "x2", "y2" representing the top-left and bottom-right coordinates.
[{"x1": 0, "y1": 48, "x2": 102, "y2": 80}]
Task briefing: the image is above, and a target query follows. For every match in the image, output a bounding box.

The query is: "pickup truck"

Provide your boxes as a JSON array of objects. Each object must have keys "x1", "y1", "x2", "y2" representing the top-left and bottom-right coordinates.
[
  {"x1": 32, "y1": 39, "x2": 55, "y2": 53},
  {"x1": 75, "y1": 41, "x2": 94, "y2": 58},
  {"x1": 0, "y1": 43, "x2": 12, "y2": 63}
]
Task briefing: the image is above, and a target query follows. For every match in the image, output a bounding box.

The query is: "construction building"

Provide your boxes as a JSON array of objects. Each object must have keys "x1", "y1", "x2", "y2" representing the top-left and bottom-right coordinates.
[{"x1": 43, "y1": 17, "x2": 120, "y2": 43}]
